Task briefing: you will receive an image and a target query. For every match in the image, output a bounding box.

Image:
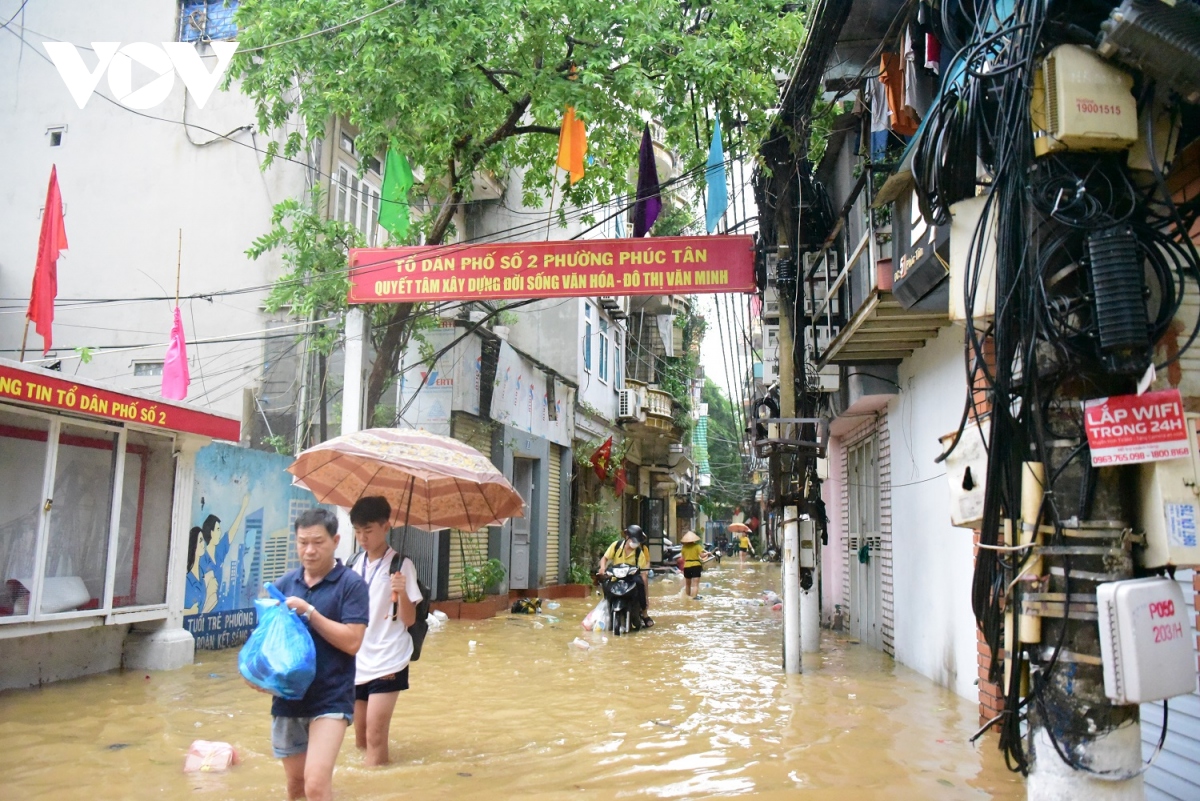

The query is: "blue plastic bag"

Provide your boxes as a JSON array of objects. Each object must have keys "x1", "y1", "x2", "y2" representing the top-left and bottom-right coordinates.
[{"x1": 238, "y1": 583, "x2": 316, "y2": 700}]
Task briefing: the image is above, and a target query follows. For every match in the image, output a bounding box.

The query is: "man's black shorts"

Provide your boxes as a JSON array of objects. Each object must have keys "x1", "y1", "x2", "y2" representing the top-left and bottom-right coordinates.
[
  {"x1": 354, "y1": 666, "x2": 410, "y2": 701},
  {"x1": 683, "y1": 565, "x2": 703, "y2": 579}
]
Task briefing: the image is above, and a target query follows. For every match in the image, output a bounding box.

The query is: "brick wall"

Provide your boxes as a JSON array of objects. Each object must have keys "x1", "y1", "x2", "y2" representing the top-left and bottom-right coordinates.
[{"x1": 976, "y1": 533, "x2": 1006, "y2": 724}]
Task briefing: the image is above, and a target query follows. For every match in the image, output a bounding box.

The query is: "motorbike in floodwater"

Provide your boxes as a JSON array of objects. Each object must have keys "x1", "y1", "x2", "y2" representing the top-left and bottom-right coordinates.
[
  {"x1": 601, "y1": 564, "x2": 644, "y2": 636},
  {"x1": 760, "y1": 544, "x2": 781, "y2": 562}
]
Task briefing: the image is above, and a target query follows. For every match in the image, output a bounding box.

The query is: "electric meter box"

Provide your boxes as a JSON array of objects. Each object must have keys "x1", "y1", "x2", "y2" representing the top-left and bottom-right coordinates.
[
  {"x1": 1031, "y1": 44, "x2": 1138, "y2": 157},
  {"x1": 1097, "y1": 577, "x2": 1197, "y2": 705},
  {"x1": 948, "y1": 193, "x2": 997, "y2": 324},
  {"x1": 1136, "y1": 413, "x2": 1200, "y2": 568},
  {"x1": 940, "y1": 419, "x2": 990, "y2": 528}
]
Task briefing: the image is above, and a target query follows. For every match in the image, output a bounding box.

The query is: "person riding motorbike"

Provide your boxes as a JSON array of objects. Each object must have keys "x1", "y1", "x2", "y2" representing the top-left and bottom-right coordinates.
[{"x1": 598, "y1": 525, "x2": 653, "y2": 628}]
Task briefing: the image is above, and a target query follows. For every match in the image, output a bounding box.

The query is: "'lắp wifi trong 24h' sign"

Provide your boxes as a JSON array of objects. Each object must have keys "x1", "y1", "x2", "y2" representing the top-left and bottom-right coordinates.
[{"x1": 348, "y1": 235, "x2": 755, "y2": 303}]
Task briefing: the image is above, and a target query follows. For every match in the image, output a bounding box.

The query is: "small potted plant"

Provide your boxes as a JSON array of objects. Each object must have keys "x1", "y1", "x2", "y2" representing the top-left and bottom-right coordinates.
[
  {"x1": 460, "y1": 558, "x2": 507, "y2": 619},
  {"x1": 561, "y1": 561, "x2": 594, "y2": 599}
]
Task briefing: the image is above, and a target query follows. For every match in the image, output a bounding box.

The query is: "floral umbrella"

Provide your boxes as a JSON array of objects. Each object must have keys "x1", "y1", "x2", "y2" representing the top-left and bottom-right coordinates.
[{"x1": 287, "y1": 428, "x2": 524, "y2": 531}]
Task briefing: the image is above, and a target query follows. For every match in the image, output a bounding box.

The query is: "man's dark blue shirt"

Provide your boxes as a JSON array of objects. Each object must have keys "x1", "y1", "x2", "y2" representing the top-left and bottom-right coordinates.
[{"x1": 270, "y1": 561, "x2": 369, "y2": 718}]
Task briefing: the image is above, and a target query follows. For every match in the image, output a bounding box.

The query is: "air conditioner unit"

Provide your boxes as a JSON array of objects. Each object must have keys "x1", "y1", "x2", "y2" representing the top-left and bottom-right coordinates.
[
  {"x1": 599, "y1": 296, "x2": 621, "y2": 311},
  {"x1": 618, "y1": 388, "x2": 641, "y2": 421},
  {"x1": 1031, "y1": 44, "x2": 1138, "y2": 158}
]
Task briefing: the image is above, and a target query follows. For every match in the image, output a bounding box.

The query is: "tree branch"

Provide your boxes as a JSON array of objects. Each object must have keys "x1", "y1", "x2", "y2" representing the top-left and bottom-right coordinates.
[
  {"x1": 512, "y1": 125, "x2": 562, "y2": 136},
  {"x1": 475, "y1": 65, "x2": 510, "y2": 94}
]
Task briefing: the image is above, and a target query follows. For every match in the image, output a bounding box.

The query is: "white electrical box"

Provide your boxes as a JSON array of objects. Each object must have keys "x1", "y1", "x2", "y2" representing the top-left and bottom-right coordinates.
[
  {"x1": 940, "y1": 419, "x2": 990, "y2": 528},
  {"x1": 1137, "y1": 413, "x2": 1200, "y2": 568},
  {"x1": 1097, "y1": 577, "x2": 1197, "y2": 705},
  {"x1": 948, "y1": 193, "x2": 997, "y2": 324}
]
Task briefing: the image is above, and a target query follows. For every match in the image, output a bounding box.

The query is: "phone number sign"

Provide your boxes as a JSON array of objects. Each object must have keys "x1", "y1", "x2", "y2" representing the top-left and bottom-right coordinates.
[
  {"x1": 1084, "y1": 388, "x2": 1191, "y2": 466},
  {"x1": 348, "y1": 235, "x2": 755, "y2": 304}
]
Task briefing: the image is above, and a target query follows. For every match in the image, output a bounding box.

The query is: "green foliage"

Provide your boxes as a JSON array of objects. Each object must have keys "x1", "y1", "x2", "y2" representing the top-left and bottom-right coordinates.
[
  {"x1": 261, "y1": 433, "x2": 291, "y2": 455},
  {"x1": 230, "y1": 1, "x2": 806, "y2": 415},
  {"x1": 572, "y1": 523, "x2": 620, "y2": 573},
  {"x1": 566, "y1": 560, "x2": 594, "y2": 585},
  {"x1": 233, "y1": 1, "x2": 805, "y2": 212},
  {"x1": 245, "y1": 190, "x2": 360, "y2": 354},
  {"x1": 73, "y1": 346, "x2": 95, "y2": 365},
  {"x1": 808, "y1": 96, "x2": 838, "y2": 166},
  {"x1": 462, "y1": 558, "x2": 507, "y2": 603},
  {"x1": 699, "y1": 378, "x2": 753, "y2": 515},
  {"x1": 650, "y1": 202, "x2": 698, "y2": 237}
]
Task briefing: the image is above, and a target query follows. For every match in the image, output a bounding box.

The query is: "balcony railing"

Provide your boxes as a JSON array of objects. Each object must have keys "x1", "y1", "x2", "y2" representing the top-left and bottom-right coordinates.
[
  {"x1": 645, "y1": 388, "x2": 673, "y2": 419},
  {"x1": 805, "y1": 166, "x2": 949, "y2": 367}
]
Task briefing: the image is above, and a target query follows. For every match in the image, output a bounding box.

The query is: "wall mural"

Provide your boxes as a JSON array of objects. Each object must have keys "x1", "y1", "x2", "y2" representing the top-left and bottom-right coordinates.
[{"x1": 184, "y1": 443, "x2": 320, "y2": 650}]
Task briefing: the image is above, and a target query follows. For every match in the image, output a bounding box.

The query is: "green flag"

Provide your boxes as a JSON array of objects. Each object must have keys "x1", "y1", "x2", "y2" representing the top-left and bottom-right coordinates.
[{"x1": 378, "y1": 149, "x2": 413, "y2": 240}]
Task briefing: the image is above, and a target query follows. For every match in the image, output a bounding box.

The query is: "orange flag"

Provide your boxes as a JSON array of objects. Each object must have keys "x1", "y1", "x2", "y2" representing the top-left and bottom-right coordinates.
[{"x1": 556, "y1": 106, "x2": 586, "y2": 185}]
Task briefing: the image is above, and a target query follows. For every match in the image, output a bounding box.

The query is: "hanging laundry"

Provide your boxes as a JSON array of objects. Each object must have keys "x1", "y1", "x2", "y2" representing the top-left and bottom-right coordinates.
[
  {"x1": 903, "y1": 27, "x2": 933, "y2": 123},
  {"x1": 925, "y1": 33, "x2": 941, "y2": 75},
  {"x1": 867, "y1": 80, "x2": 890, "y2": 162},
  {"x1": 879, "y1": 54, "x2": 918, "y2": 137}
]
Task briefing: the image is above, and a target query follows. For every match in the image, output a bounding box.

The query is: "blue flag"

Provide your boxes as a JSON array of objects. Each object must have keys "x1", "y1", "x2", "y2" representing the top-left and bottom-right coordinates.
[{"x1": 705, "y1": 119, "x2": 727, "y2": 233}]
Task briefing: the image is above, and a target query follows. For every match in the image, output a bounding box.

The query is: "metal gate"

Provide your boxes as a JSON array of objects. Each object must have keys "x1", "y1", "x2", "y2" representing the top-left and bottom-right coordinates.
[{"x1": 847, "y1": 436, "x2": 883, "y2": 650}]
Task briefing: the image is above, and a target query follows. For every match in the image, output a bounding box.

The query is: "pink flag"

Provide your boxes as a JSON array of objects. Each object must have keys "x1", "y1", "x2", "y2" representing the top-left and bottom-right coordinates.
[{"x1": 161, "y1": 306, "x2": 190, "y2": 400}]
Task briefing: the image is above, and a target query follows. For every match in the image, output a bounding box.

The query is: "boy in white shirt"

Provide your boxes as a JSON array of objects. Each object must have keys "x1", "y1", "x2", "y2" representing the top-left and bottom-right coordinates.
[{"x1": 349, "y1": 496, "x2": 424, "y2": 766}]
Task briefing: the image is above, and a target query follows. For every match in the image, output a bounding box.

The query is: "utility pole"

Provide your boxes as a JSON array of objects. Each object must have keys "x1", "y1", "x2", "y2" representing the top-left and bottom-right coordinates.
[
  {"x1": 336, "y1": 306, "x2": 368, "y2": 561},
  {"x1": 776, "y1": 245, "x2": 803, "y2": 673}
]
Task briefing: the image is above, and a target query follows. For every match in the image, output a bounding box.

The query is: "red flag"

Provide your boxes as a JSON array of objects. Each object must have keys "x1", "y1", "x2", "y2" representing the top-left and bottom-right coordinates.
[
  {"x1": 161, "y1": 306, "x2": 190, "y2": 400},
  {"x1": 612, "y1": 466, "x2": 628, "y2": 497},
  {"x1": 27, "y1": 166, "x2": 68, "y2": 354},
  {"x1": 591, "y1": 436, "x2": 613, "y2": 481}
]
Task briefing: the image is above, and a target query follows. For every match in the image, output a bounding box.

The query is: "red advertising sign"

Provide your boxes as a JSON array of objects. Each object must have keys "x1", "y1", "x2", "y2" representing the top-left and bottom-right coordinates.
[
  {"x1": 0, "y1": 362, "x2": 240, "y2": 441},
  {"x1": 347, "y1": 235, "x2": 755, "y2": 304},
  {"x1": 1083, "y1": 388, "x2": 1190, "y2": 466}
]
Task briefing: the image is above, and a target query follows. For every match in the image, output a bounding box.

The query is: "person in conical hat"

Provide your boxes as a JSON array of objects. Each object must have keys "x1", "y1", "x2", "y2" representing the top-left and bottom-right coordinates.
[{"x1": 679, "y1": 531, "x2": 713, "y2": 600}]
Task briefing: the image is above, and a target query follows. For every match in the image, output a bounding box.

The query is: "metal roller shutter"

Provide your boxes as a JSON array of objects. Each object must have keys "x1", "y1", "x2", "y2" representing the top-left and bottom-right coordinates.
[{"x1": 546, "y1": 444, "x2": 561, "y2": 584}]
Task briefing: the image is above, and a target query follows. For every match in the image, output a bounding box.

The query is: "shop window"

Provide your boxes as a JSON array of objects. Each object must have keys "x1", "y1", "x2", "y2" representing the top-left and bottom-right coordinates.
[
  {"x1": 112, "y1": 431, "x2": 175, "y2": 608},
  {"x1": 0, "y1": 409, "x2": 176, "y2": 622},
  {"x1": 0, "y1": 410, "x2": 50, "y2": 618},
  {"x1": 42, "y1": 423, "x2": 119, "y2": 613}
]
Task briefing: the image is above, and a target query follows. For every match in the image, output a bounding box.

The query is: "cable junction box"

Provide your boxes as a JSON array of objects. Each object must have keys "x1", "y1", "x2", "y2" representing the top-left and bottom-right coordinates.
[
  {"x1": 1097, "y1": 577, "x2": 1196, "y2": 705},
  {"x1": 1031, "y1": 44, "x2": 1138, "y2": 157}
]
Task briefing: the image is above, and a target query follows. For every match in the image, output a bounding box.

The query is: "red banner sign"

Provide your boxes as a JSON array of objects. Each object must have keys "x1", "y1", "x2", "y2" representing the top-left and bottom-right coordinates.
[
  {"x1": 1083, "y1": 388, "x2": 1190, "y2": 466},
  {"x1": 0, "y1": 363, "x2": 241, "y2": 441},
  {"x1": 348, "y1": 235, "x2": 755, "y2": 304}
]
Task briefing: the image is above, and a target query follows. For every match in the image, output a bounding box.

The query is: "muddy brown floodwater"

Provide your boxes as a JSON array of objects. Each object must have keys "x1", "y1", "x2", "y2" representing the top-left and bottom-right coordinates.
[{"x1": 0, "y1": 562, "x2": 1024, "y2": 800}]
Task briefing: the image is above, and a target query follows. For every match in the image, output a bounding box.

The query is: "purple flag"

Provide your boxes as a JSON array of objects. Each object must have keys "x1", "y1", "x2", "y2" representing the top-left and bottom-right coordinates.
[
  {"x1": 632, "y1": 125, "x2": 662, "y2": 237},
  {"x1": 161, "y1": 306, "x2": 190, "y2": 400}
]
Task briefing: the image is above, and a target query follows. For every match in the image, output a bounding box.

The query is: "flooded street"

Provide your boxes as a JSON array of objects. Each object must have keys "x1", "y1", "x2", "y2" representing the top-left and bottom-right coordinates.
[{"x1": 0, "y1": 562, "x2": 1023, "y2": 800}]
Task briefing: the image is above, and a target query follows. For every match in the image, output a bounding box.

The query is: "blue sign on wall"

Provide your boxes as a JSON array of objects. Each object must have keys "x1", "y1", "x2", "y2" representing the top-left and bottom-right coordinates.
[{"x1": 185, "y1": 443, "x2": 320, "y2": 649}]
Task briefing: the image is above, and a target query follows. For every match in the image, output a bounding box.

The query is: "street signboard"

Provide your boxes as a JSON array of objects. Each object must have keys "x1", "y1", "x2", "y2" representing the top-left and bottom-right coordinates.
[
  {"x1": 347, "y1": 235, "x2": 755, "y2": 304},
  {"x1": 1083, "y1": 388, "x2": 1190, "y2": 466}
]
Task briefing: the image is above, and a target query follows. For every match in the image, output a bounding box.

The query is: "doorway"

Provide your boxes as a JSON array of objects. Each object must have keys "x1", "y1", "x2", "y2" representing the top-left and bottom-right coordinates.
[
  {"x1": 847, "y1": 435, "x2": 883, "y2": 649},
  {"x1": 509, "y1": 458, "x2": 536, "y2": 590}
]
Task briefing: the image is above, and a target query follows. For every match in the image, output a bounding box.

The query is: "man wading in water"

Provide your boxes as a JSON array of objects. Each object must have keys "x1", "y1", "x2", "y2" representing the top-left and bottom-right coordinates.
[
  {"x1": 348, "y1": 496, "x2": 423, "y2": 766},
  {"x1": 268, "y1": 509, "x2": 369, "y2": 801}
]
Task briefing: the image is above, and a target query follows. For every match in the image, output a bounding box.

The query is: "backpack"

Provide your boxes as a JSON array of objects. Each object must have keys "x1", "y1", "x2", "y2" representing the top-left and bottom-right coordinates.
[{"x1": 348, "y1": 548, "x2": 433, "y2": 662}]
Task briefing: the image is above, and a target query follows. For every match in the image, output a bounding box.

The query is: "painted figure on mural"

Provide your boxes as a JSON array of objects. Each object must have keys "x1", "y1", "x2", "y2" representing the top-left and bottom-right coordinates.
[{"x1": 184, "y1": 494, "x2": 249, "y2": 615}]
